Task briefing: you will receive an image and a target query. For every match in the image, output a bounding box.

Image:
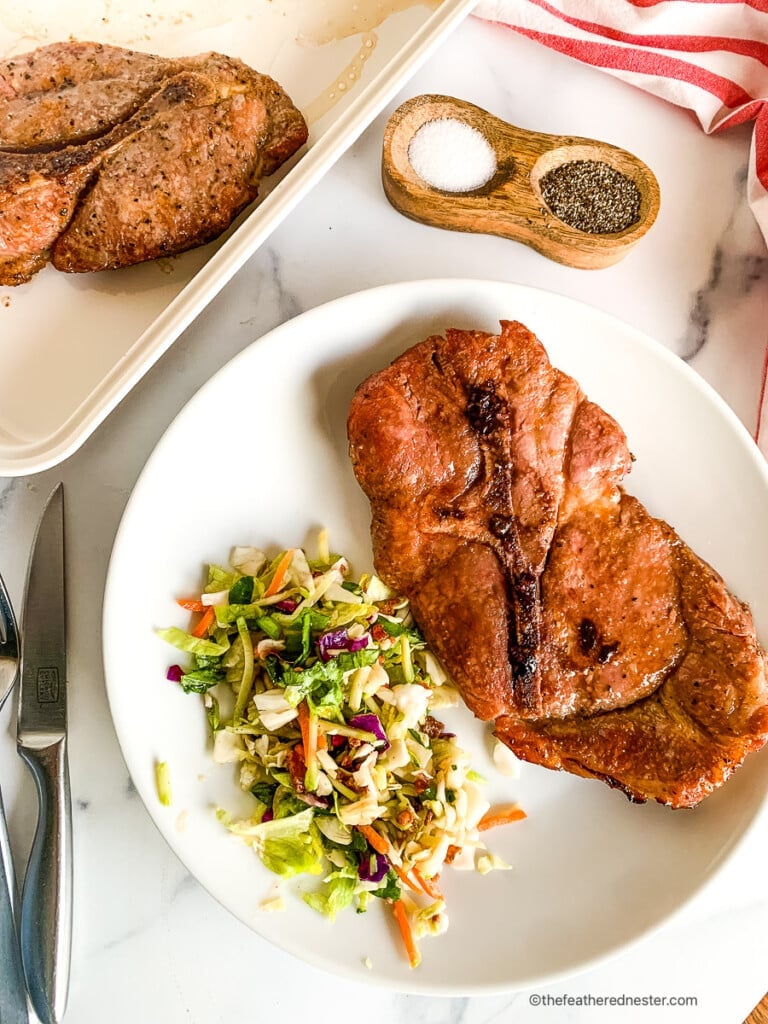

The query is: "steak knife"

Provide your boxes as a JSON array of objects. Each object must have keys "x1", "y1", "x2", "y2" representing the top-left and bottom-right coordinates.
[{"x1": 17, "y1": 485, "x2": 72, "y2": 1024}]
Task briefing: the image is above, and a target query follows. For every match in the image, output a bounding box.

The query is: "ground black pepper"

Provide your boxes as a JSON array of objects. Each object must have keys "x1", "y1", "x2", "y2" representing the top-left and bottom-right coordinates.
[{"x1": 539, "y1": 159, "x2": 641, "y2": 234}]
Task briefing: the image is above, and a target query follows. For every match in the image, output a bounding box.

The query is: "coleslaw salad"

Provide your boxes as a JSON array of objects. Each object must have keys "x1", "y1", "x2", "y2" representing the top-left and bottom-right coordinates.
[{"x1": 159, "y1": 532, "x2": 524, "y2": 967}]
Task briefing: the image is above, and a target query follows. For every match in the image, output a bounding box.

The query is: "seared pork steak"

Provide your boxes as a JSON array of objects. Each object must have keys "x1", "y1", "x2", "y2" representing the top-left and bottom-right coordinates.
[
  {"x1": 347, "y1": 321, "x2": 768, "y2": 808},
  {"x1": 0, "y1": 42, "x2": 307, "y2": 284}
]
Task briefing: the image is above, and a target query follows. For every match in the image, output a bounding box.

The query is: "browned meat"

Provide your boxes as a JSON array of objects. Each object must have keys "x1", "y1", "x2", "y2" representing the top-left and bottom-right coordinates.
[
  {"x1": 0, "y1": 42, "x2": 307, "y2": 284},
  {"x1": 347, "y1": 320, "x2": 768, "y2": 808},
  {"x1": 0, "y1": 42, "x2": 174, "y2": 149}
]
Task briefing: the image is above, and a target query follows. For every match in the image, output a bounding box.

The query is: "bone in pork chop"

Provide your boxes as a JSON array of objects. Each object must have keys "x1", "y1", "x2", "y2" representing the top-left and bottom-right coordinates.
[
  {"x1": 0, "y1": 42, "x2": 307, "y2": 284},
  {"x1": 347, "y1": 321, "x2": 768, "y2": 808}
]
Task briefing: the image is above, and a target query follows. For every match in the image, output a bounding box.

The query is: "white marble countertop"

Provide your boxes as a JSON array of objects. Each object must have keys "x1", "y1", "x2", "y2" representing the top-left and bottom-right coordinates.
[{"x1": 1, "y1": 13, "x2": 767, "y2": 1024}]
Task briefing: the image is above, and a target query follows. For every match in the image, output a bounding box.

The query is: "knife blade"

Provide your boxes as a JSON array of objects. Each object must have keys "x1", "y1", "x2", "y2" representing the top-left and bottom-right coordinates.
[{"x1": 17, "y1": 484, "x2": 72, "y2": 1024}]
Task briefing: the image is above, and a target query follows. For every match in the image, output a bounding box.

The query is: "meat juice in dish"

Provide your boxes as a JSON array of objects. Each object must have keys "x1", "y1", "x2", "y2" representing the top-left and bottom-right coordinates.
[
  {"x1": 0, "y1": 41, "x2": 307, "y2": 285},
  {"x1": 347, "y1": 320, "x2": 768, "y2": 808}
]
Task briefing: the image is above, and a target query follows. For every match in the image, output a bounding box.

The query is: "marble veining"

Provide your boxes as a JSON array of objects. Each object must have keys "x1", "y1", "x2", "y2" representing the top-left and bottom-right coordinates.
[
  {"x1": 681, "y1": 245, "x2": 723, "y2": 362},
  {"x1": 0, "y1": 476, "x2": 18, "y2": 513},
  {"x1": 264, "y1": 245, "x2": 305, "y2": 324},
  {"x1": 681, "y1": 163, "x2": 766, "y2": 368},
  {"x1": 0, "y1": 13, "x2": 766, "y2": 1024},
  {"x1": 392, "y1": 993, "x2": 473, "y2": 1021}
]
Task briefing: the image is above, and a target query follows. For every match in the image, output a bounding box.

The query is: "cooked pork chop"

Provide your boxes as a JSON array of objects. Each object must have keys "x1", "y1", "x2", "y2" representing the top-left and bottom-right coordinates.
[
  {"x1": 347, "y1": 321, "x2": 768, "y2": 808},
  {"x1": 0, "y1": 42, "x2": 307, "y2": 284},
  {"x1": 0, "y1": 41, "x2": 174, "y2": 149}
]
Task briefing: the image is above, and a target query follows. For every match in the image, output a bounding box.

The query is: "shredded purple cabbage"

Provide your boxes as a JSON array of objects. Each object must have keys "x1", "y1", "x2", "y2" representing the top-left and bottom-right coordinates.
[
  {"x1": 318, "y1": 628, "x2": 369, "y2": 662},
  {"x1": 274, "y1": 599, "x2": 298, "y2": 613},
  {"x1": 166, "y1": 664, "x2": 183, "y2": 683},
  {"x1": 297, "y1": 792, "x2": 331, "y2": 809},
  {"x1": 349, "y1": 713, "x2": 389, "y2": 750},
  {"x1": 358, "y1": 849, "x2": 389, "y2": 883},
  {"x1": 261, "y1": 808, "x2": 274, "y2": 823}
]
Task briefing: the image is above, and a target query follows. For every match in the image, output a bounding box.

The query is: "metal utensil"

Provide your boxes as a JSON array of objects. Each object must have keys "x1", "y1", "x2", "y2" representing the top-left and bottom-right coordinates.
[
  {"x1": 0, "y1": 571, "x2": 30, "y2": 1024},
  {"x1": 17, "y1": 485, "x2": 71, "y2": 1024}
]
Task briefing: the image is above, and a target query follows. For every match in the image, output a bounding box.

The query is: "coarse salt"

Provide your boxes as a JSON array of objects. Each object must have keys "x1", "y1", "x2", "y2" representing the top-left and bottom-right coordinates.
[{"x1": 408, "y1": 117, "x2": 497, "y2": 193}]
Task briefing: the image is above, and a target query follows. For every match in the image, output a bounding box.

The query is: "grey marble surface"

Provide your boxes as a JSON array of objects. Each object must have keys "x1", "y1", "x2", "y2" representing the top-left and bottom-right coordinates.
[{"x1": 1, "y1": 15, "x2": 767, "y2": 1024}]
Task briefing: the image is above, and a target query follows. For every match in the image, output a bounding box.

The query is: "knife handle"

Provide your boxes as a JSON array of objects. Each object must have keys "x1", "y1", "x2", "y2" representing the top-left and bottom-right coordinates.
[
  {"x1": 0, "y1": 787, "x2": 29, "y2": 1024},
  {"x1": 18, "y1": 738, "x2": 72, "y2": 1024}
]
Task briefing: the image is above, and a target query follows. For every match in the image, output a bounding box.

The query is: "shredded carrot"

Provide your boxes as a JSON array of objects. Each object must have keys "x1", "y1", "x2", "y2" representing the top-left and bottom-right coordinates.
[
  {"x1": 392, "y1": 864, "x2": 423, "y2": 896},
  {"x1": 316, "y1": 729, "x2": 327, "y2": 753},
  {"x1": 296, "y1": 700, "x2": 322, "y2": 792},
  {"x1": 191, "y1": 605, "x2": 216, "y2": 638},
  {"x1": 177, "y1": 598, "x2": 206, "y2": 612},
  {"x1": 477, "y1": 804, "x2": 527, "y2": 832},
  {"x1": 356, "y1": 823, "x2": 389, "y2": 857},
  {"x1": 264, "y1": 549, "x2": 294, "y2": 598},
  {"x1": 392, "y1": 900, "x2": 421, "y2": 969},
  {"x1": 412, "y1": 866, "x2": 442, "y2": 900}
]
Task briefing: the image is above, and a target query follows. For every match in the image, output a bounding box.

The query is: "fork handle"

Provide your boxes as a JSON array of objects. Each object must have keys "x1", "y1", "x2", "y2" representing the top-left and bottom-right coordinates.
[
  {"x1": 0, "y1": 784, "x2": 17, "y2": 909},
  {"x1": 18, "y1": 738, "x2": 72, "y2": 1024},
  {"x1": 0, "y1": 786, "x2": 30, "y2": 1024}
]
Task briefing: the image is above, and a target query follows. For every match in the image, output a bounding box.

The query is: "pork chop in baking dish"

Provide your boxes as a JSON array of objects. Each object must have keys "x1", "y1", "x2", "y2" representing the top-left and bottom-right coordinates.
[{"x1": 0, "y1": 41, "x2": 307, "y2": 285}]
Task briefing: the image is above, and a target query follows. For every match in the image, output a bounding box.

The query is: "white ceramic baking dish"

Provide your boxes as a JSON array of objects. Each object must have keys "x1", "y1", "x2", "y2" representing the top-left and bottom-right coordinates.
[{"x1": 0, "y1": 0, "x2": 476, "y2": 475}]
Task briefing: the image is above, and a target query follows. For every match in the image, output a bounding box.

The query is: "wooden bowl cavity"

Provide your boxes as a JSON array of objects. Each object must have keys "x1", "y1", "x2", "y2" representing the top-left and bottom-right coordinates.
[
  {"x1": 388, "y1": 96, "x2": 516, "y2": 197},
  {"x1": 530, "y1": 143, "x2": 660, "y2": 242}
]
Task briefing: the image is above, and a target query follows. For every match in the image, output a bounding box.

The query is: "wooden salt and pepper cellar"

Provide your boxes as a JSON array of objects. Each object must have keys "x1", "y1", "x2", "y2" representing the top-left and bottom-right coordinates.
[{"x1": 382, "y1": 94, "x2": 661, "y2": 270}]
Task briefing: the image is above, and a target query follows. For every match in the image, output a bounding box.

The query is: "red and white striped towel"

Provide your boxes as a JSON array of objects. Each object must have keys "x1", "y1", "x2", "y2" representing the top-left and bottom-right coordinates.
[{"x1": 475, "y1": 0, "x2": 768, "y2": 454}]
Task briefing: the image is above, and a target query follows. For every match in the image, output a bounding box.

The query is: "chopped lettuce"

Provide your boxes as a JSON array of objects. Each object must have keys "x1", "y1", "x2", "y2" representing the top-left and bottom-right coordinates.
[
  {"x1": 228, "y1": 575, "x2": 255, "y2": 604},
  {"x1": 206, "y1": 565, "x2": 237, "y2": 593},
  {"x1": 303, "y1": 866, "x2": 357, "y2": 921},
  {"x1": 179, "y1": 668, "x2": 224, "y2": 694},
  {"x1": 231, "y1": 808, "x2": 324, "y2": 878},
  {"x1": 157, "y1": 627, "x2": 229, "y2": 657}
]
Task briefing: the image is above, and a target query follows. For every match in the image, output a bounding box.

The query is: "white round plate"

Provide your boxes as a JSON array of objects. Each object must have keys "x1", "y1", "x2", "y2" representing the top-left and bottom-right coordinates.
[{"x1": 103, "y1": 279, "x2": 768, "y2": 995}]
